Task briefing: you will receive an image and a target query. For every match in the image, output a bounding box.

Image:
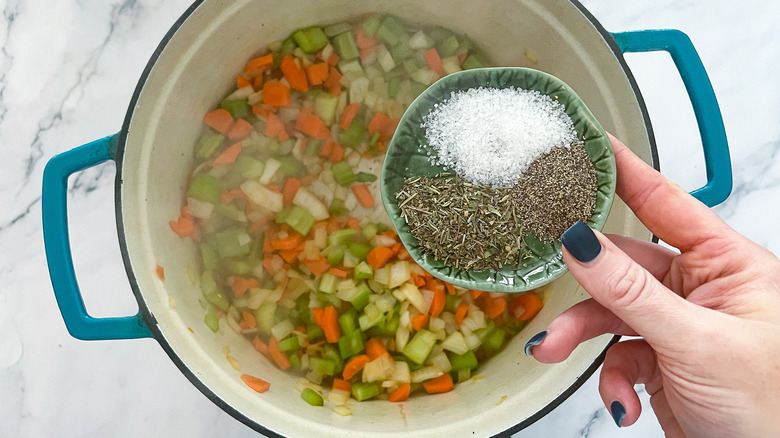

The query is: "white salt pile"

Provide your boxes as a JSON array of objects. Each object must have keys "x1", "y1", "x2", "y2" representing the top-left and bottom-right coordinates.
[{"x1": 421, "y1": 87, "x2": 577, "y2": 187}]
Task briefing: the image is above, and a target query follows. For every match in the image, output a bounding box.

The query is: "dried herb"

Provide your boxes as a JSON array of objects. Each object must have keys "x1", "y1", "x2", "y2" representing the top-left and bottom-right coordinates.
[
  {"x1": 513, "y1": 143, "x2": 597, "y2": 240},
  {"x1": 396, "y1": 174, "x2": 528, "y2": 271}
]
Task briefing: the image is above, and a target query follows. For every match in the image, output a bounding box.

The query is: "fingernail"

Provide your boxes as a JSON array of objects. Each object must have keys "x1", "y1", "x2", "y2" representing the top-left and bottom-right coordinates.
[
  {"x1": 561, "y1": 220, "x2": 602, "y2": 263},
  {"x1": 610, "y1": 400, "x2": 626, "y2": 427},
  {"x1": 524, "y1": 330, "x2": 548, "y2": 356}
]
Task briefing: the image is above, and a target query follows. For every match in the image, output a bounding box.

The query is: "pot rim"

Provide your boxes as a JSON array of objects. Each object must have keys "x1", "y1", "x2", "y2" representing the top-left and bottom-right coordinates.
[{"x1": 112, "y1": 1, "x2": 657, "y2": 436}]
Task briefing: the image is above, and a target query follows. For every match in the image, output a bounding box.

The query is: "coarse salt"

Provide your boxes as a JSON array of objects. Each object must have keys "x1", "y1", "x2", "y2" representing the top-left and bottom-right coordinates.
[{"x1": 421, "y1": 87, "x2": 577, "y2": 187}]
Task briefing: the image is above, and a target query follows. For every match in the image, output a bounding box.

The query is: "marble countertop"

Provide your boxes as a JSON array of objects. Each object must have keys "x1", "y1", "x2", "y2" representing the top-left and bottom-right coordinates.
[{"x1": 1, "y1": 0, "x2": 778, "y2": 436}]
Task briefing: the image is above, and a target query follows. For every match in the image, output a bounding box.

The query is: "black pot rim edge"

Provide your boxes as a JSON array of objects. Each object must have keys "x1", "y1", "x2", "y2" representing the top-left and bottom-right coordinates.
[{"x1": 112, "y1": 1, "x2": 658, "y2": 436}]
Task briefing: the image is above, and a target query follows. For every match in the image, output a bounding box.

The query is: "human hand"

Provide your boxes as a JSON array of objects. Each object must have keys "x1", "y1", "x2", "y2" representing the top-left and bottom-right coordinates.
[{"x1": 525, "y1": 134, "x2": 780, "y2": 437}]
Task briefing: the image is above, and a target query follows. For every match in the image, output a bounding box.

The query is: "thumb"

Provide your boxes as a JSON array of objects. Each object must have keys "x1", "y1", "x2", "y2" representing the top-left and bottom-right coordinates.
[{"x1": 561, "y1": 221, "x2": 700, "y2": 348}]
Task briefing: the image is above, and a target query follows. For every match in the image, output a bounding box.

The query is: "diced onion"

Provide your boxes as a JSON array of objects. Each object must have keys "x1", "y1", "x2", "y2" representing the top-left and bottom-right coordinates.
[
  {"x1": 271, "y1": 319, "x2": 294, "y2": 341},
  {"x1": 441, "y1": 332, "x2": 469, "y2": 355},
  {"x1": 411, "y1": 365, "x2": 443, "y2": 383},
  {"x1": 186, "y1": 197, "x2": 214, "y2": 220},
  {"x1": 429, "y1": 352, "x2": 452, "y2": 373}
]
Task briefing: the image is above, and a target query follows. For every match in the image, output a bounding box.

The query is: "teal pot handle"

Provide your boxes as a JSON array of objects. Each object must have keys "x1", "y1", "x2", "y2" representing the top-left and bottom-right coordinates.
[
  {"x1": 42, "y1": 134, "x2": 152, "y2": 340},
  {"x1": 611, "y1": 29, "x2": 732, "y2": 207}
]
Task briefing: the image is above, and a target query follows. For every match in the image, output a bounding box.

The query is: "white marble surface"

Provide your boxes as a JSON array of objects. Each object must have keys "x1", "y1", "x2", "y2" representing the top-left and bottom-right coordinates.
[{"x1": 1, "y1": 0, "x2": 778, "y2": 436}]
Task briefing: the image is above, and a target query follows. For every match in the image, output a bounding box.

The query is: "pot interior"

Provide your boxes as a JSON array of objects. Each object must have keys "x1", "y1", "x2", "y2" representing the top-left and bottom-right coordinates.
[{"x1": 119, "y1": 0, "x2": 652, "y2": 436}]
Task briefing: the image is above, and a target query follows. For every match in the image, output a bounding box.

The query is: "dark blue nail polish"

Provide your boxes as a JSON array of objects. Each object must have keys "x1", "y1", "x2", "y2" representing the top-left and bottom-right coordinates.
[
  {"x1": 610, "y1": 400, "x2": 626, "y2": 427},
  {"x1": 524, "y1": 330, "x2": 548, "y2": 356},
  {"x1": 561, "y1": 220, "x2": 601, "y2": 263}
]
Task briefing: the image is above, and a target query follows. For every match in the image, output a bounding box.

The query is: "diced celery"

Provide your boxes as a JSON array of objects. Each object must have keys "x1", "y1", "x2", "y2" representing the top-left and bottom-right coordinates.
[
  {"x1": 358, "y1": 310, "x2": 384, "y2": 331},
  {"x1": 204, "y1": 311, "x2": 220, "y2": 333},
  {"x1": 361, "y1": 224, "x2": 379, "y2": 240},
  {"x1": 376, "y1": 15, "x2": 405, "y2": 46},
  {"x1": 328, "y1": 228, "x2": 358, "y2": 246},
  {"x1": 331, "y1": 161, "x2": 357, "y2": 185},
  {"x1": 436, "y1": 35, "x2": 460, "y2": 58},
  {"x1": 254, "y1": 302, "x2": 276, "y2": 335},
  {"x1": 448, "y1": 350, "x2": 478, "y2": 372},
  {"x1": 353, "y1": 261, "x2": 373, "y2": 280},
  {"x1": 284, "y1": 205, "x2": 316, "y2": 236},
  {"x1": 292, "y1": 26, "x2": 329, "y2": 54},
  {"x1": 318, "y1": 273, "x2": 338, "y2": 294},
  {"x1": 314, "y1": 92, "x2": 340, "y2": 125},
  {"x1": 279, "y1": 37, "x2": 298, "y2": 58},
  {"x1": 235, "y1": 155, "x2": 265, "y2": 179},
  {"x1": 351, "y1": 382, "x2": 381, "y2": 402},
  {"x1": 410, "y1": 80, "x2": 428, "y2": 98},
  {"x1": 200, "y1": 243, "x2": 219, "y2": 271},
  {"x1": 279, "y1": 138, "x2": 296, "y2": 156},
  {"x1": 323, "y1": 22, "x2": 352, "y2": 37},
  {"x1": 305, "y1": 139, "x2": 322, "y2": 156},
  {"x1": 462, "y1": 54, "x2": 488, "y2": 70},
  {"x1": 387, "y1": 76, "x2": 400, "y2": 98},
  {"x1": 215, "y1": 203, "x2": 246, "y2": 223},
  {"x1": 333, "y1": 31, "x2": 360, "y2": 61},
  {"x1": 188, "y1": 173, "x2": 223, "y2": 204},
  {"x1": 338, "y1": 308, "x2": 359, "y2": 334},
  {"x1": 307, "y1": 323, "x2": 325, "y2": 341},
  {"x1": 483, "y1": 327, "x2": 506, "y2": 353},
  {"x1": 389, "y1": 37, "x2": 415, "y2": 63},
  {"x1": 429, "y1": 26, "x2": 455, "y2": 43},
  {"x1": 300, "y1": 387, "x2": 324, "y2": 406},
  {"x1": 221, "y1": 99, "x2": 250, "y2": 118},
  {"x1": 288, "y1": 352, "x2": 301, "y2": 369},
  {"x1": 223, "y1": 258, "x2": 253, "y2": 276},
  {"x1": 367, "y1": 313, "x2": 399, "y2": 338},
  {"x1": 277, "y1": 156, "x2": 304, "y2": 176},
  {"x1": 402, "y1": 58, "x2": 419, "y2": 75},
  {"x1": 348, "y1": 243, "x2": 373, "y2": 260},
  {"x1": 339, "y1": 118, "x2": 367, "y2": 147},
  {"x1": 402, "y1": 329, "x2": 437, "y2": 364},
  {"x1": 278, "y1": 335, "x2": 301, "y2": 352},
  {"x1": 326, "y1": 245, "x2": 345, "y2": 265},
  {"x1": 350, "y1": 282, "x2": 371, "y2": 311},
  {"x1": 328, "y1": 198, "x2": 349, "y2": 216},
  {"x1": 362, "y1": 15, "x2": 381, "y2": 36},
  {"x1": 215, "y1": 227, "x2": 251, "y2": 258},
  {"x1": 195, "y1": 133, "x2": 225, "y2": 160},
  {"x1": 201, "y1": 271, "x2": 229, "y2": 311},
  {"x1": 338, "y1": 330, "x2": 365, "y2": 358}
]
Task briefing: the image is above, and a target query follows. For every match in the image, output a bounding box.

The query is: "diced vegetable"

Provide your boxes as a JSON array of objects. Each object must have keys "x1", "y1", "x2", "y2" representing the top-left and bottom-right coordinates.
[
  {"x1": 292, "y1": 27, "x2": 329, "y2": 54},
  {"x1": 332, "y1": 31, "x2": 360, "y2": 61},
  {"x1": 300, "y1": 387, "x2": 324, "y2": 406},
  {"x1": 402, "y1": 329, "x2": 437, "y2": 364}
]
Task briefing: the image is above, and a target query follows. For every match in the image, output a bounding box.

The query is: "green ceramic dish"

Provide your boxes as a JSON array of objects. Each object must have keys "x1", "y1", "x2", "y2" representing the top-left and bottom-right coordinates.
[{"x1": 380, "y1": 67, "x2": 616, "y2": 293}]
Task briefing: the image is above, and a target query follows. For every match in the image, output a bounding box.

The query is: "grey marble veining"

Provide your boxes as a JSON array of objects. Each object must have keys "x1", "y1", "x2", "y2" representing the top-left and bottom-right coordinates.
[{"x1": 1, "y1": 0, "x2": 778, "y2": 437}]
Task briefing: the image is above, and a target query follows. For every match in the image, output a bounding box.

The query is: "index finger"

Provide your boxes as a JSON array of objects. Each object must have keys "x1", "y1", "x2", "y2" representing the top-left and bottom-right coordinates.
[{"x1": 610, "y1": 133, "x2": 731, "y2": 251}]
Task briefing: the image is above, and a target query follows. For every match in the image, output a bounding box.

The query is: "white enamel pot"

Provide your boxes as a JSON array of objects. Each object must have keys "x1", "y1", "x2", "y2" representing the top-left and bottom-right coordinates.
[{"x1": 42, "y1": 0, "x2": 731, "y2": 436}]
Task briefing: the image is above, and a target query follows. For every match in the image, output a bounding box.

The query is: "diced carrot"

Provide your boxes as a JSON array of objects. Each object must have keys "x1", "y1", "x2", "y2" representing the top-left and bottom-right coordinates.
[
  {"x1": 267, "y1": 183, "x2": 280, "y2": 192},
  {"x1": 327, "y1": 267, "x2": 349, "y2": 278},
  {"x1": 329, "y1": 143, "x2": 345, "y2": 163},
  {"x1": 252, "y1": 337, "x2": 270, "y2": 357},
  {"x1": 423, "y1": 373, "x2": 453, "y2": 394},
  {"x1": 311, "y1": 307, "x2": 325, "y2": 328},
  {"x1": 252, "y1": 75, "x2": 264, "y2": 91},
  {"x1": 263, "y1": 81, "x2": 291, "y2": 108},
  {"x1": 169, "y1": 216, "x2": 196, "y2": 238},
  {"x1": 279, "y1": 249, "x2": 301, "y2": 264},
  {"x1": 236, "y1": 76, "x2": 252, "y2": 89},
  {"x1": 231, "y1": 275, "x2": 260, "y2": 298},
  {"x1": 359, "y1": 46, "x2": 377, "y2": 59},
  {"x1": 249, "y1": 215, "x2": 272, "y2": 234},
  {"x1": 388, "y1": 382, "x2": 410, "y2": 402},
  {"x1": 304, "y1": 257, "x2": 330, "y2": 276},
  {"x1": 271, "y1": 234, "x2": 304, "y2": 251},
  {"x1": 180, "y1": 206, "x2": 192, "y2": 219},
  {"x1": 252, "y1": 104, "x2": 273, "y2": 119},
  {"x1": 238, "y1": 310, "x2": 257, "y2": 330},
  {"x1": 424, "y1": 48, "x2": 446, "y2": 77},
  {"x1": 227, "y1": 118, "x2": 253, "y2": 141},
  {"x1": 262, "y1": 256, "x2": 278, "y2": 276},
  {"x1": 470, "y1": 290, "x2": 484, "y2": 300},
  {"x1": 346, "y1": 217, "x2": 361, "y2": 230},
  {"x1": 339, "y1": 102, "x2": 361, "y2": 129},
  {"x1": 327, "y1": 52, "x2": 340, "y2": 66},
  {"x1": 280, "y1": 54, "x2": 308, "y2": 92},
  {"x1": 268, "y1": 337, "x2": 291, "y2": 370},
  {"x1": 214, "y1": 142, "x2": 242, "y2": 165},
  {"x1": 355, "y1": 27, "x2": 378, "y2": 49},
  {"x1": 318, "y1": 138, "x2": 335, "y2": 158},
  {"x1": 204, "y1": 108, "x2": 234, "y2": 134},
  {"x1": 333, "y1": 378, "x2": 351, "y2": 393},
  {"x1": 367, "y1": 111, "x2": 397, "y2": 139},
  {"x1": 352, "y1": 184, "x2": 374, "y2": 207},
  {"x1": 282, "y1": 177, "x2": 301, "y2": 207},
  {"x1": 455, "y1": 302, "x2": 469, "y2": 325},
  {"x1": 155, "y1": 265, "x2": 165, "y2": 281},
  {"x1": 321, "y1": 306, "x2": 341, "y2": 343},
  {"x1": 411, "y1": 313, "x2": 430, "y2": 331},
  {"x1": 240, "y1": 374, "x2": 271, "y2": 393},
  {"x1": 391, "y1": 242, "x2": 402, "y2": 255},
  {"x1": 396, "y1": 246, "x2": 410, "y2": 260},
  {"x1": 378, "y1": 139, "x2": 387, "y2": 153},
  {"x1": 300, "y1": 174, "x2": 315, "y2": 187},
  {"x1": 429, "y1": 287, "x2": 445, "y2": 317},
  {"x1": 509, "y1": 293, "x2": 544, "y2": 321},
  {"x1": 324, "y1": 66, "x2": 343, "y2": 94},
  {"x1": 306, "y1": 62, "x2": 329, "y2": 86},
  {"x1": 295, "y1": 109, "x2": 330, "y2": 140},
  {"x1": 480, "y1": 295, "x2": 507, "y2": 319},
  {"x1": 366, "y1": 246, "x2": 393, "y2": 270},
  {"x1": 444, "y1": 282, "x2": 455, "y2": 295},
  {"x1": 263, "y1": 113, "x2": 289, "y2": 141},
  {"x1": 245, "y1": 54, "x2": 274, "y2": 76},
  {"x1": 410, "y1": 273, "x2": 426, "y2": 288},
  {"x1": 365, "y1": 338, "x2": 388, "y2": 360},
  {"x1": 342, "y1": 354, "x2": 370, "y2": 380},
  {"x1": 458, "y1": 50, "x2": 469, "y2": 64}
]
